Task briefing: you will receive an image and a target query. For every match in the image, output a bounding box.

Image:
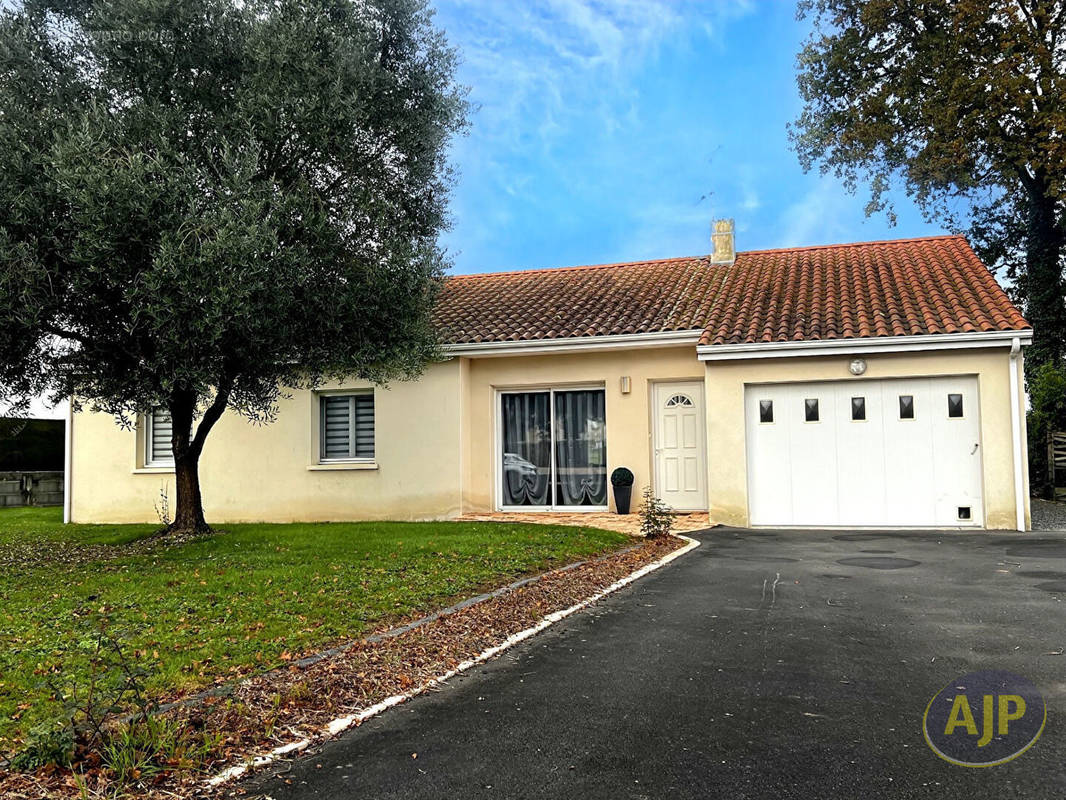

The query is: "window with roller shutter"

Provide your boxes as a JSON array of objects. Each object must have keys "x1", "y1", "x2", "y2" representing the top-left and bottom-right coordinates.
[
  {"x1": 146, "y1": 408, "x2": 175, "y2": 467},
  {"x1": 320, "y1": 393, "x2": 375, "y2": 461}
]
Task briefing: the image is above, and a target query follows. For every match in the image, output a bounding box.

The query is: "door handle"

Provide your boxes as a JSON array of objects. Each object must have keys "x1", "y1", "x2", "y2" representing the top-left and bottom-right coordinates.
[{"x1": 971, "y1": 443, "x2": 979, "y2": 455}]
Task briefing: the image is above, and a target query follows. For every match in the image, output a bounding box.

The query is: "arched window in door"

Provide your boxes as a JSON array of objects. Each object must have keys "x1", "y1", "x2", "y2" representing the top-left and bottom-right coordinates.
[{"x1": 665, "y1": 394, "x2": 694, "y2": 408}]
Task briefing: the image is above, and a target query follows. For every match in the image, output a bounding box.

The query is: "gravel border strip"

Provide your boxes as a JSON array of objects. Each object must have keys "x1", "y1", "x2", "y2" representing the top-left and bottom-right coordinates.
[{"x1": 206, "y1": 534, "x2": 701, "y2": 788}]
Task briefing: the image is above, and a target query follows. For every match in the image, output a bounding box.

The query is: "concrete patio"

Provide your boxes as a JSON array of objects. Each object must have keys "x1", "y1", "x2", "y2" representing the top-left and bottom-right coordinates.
[{"x1": 457, "y1": 511, "x2": 712, "y2": 536}]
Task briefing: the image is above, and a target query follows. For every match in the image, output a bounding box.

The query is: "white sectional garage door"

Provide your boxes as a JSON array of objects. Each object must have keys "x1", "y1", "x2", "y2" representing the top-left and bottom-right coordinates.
[{"x1": 745, "y1": 377, "x2": 983, "y2": 527}]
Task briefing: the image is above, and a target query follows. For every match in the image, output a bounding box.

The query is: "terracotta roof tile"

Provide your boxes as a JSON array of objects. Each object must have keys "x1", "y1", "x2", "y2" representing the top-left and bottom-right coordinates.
[
  {"x1": 434, "y1": 235, "x2": 1029, "y2": 347},
  {"x1": 436, "y1": 255, "x2": 720, "y2": 343}
]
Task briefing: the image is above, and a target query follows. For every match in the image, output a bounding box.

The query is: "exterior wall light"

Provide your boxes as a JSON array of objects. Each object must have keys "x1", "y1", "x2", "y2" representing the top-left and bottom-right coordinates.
[{"x1": 849, "y1": 358, "x2": 867, "y2": 376}]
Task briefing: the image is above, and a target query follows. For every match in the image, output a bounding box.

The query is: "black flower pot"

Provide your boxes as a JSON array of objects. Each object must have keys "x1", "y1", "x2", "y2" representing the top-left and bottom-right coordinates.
[{"x1": 613, "y1": 484, "x2": 632, "y2": 515}]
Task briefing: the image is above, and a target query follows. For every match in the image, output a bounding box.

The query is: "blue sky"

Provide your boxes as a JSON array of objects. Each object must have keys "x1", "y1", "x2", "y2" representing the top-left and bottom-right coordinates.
[{"x1": 434, "y1": 0, "x2": 945, "y2": 276}]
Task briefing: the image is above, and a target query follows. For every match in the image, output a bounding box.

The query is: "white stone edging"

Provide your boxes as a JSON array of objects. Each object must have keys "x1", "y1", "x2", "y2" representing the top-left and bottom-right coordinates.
[{"x1": 207, "y1": 534, "x2": 701, "y2": 787}]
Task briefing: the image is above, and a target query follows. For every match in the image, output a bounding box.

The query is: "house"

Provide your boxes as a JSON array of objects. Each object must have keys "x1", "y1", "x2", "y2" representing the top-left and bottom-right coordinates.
[{"x1": 66, "y1": 225, "x2": 1033, "y2": 530}]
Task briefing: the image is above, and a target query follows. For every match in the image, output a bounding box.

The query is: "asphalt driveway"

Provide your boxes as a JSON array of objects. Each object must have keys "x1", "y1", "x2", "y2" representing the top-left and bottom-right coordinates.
[{"x1": 247, "y1": 528, "x2": 1066, "y2": 799}]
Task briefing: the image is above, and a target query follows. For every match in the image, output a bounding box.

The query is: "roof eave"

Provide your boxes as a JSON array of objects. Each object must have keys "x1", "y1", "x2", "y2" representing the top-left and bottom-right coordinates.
[
  {"x1": 696, "y1": 329, "x2": 1033, "y2": 361},
  {"x1": 444, "y1": 329, "x2": 705, "y2": 358}
]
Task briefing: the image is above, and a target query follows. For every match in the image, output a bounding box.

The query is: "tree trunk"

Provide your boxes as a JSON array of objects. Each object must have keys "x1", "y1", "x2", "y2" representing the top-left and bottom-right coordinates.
[
  {"x1": 167, "y1": 389, "x2": 211, "y2": 535},
  {"x1": 171, "y1": 450, "x2": 209, "y2": 534},
  {"x1": 1023, "y1": 186, "x2": 1066, "y2": 370}
]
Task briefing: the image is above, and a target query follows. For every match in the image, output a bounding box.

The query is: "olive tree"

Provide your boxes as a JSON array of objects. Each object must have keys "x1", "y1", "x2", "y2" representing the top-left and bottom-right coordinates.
[{"x1": 0, "y1": 0, "x2": 467, "y2": 533}]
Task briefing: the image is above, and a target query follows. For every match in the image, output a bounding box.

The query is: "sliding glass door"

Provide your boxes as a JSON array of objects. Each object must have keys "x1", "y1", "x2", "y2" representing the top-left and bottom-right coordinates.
[
  {"x1": 500, "y1": 392, "x2": 552, "y2": 506},
  {"x1": 553, "y1": 390, "x2": 607, "y2": 506},
  {"x1": 500, "y1": 388, "x2": 607, "y2": 509}
]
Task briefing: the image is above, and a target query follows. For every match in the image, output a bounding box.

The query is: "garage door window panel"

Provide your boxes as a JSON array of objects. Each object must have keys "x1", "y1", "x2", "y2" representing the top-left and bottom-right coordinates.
[
  {"x1": 948, "y1": 393, "x2": 964, "y2": 418},
  {"x1": 899, "y1": 395, "x2": 915, "y2": 420},
  {"x1": 851, "y1": 397, "x2": 866, "y2": 421},
  {"x1": 805, "y1": 399, "x2": 820, "y2": 422},
  {"x1": 759, "y1": 400, "x2": 774, "y2": 423}
]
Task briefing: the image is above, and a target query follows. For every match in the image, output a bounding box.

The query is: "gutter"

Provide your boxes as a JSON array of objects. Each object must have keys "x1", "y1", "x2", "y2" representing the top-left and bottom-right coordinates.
[
  {"x1": 697, "y1": 329, "x2": 1033, "y2": 361},
  {"x1": 1008, "y1": 337, "x2": 1026, "y2": 531}
]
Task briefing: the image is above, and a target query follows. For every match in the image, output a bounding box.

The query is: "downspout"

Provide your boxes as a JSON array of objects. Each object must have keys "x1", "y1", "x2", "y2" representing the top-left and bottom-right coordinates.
[
  {"x1": 63, "y1": 399, "x2": 73, "y2": 524},
  {"x1": 1008, "y1": 338, "x2": 1026, "y2": 531}
]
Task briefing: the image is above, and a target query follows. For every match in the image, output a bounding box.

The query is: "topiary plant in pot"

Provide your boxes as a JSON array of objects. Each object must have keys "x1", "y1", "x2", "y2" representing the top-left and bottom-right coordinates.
[{"x1": 610, "y1": 467, "x2": 635, "y2": 514}]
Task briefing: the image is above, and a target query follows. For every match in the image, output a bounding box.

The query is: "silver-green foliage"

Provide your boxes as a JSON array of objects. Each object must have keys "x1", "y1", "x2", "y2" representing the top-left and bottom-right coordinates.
[{"x1": 0, "y1": 0, "x2": 468, "y2": 529}]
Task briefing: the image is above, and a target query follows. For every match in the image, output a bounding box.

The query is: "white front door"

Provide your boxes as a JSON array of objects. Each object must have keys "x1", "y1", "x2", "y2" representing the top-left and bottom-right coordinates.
[
  {"x1": 745, "y1": 376, "x2": 983, "y2": 527},
  {"x1": 654, "y1": 382, "x2": 708, "y2": 511}
]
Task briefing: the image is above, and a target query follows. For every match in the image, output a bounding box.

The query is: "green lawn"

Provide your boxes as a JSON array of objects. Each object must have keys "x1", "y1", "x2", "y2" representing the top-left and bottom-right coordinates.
[{"x1": 0, "y1": 507, "x2": 626, "y2": 751}]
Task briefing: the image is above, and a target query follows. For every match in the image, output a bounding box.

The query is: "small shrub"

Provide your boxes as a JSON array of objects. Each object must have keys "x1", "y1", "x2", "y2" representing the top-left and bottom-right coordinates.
[
  {"x1": 10, "y1": 721, "x2": 75, "y2": 771},
  {"x1": 101, "y1": 721, "x2": 160, "y2": 785},
  {"x1": 610, "y1": 467, "x2": 634, "y2": 487},
  {"x1": 281, "y1": 679, "x2": 314, "y2": 706},
  {"x1": 154, "y1": 481, "x2": 171, "y2": 527},
  {"x1": 56, "y1": 621, "x2": 154, "y2": 747},
  {"x1": 18, "y1": 617, "x2": 157, "y2": 777},
  {"x1": 639, "y1": 486, "x2": 674, "y2": 539},
  {"x1": 102, "y1": 715, "x2": 220, "y2": 784}
]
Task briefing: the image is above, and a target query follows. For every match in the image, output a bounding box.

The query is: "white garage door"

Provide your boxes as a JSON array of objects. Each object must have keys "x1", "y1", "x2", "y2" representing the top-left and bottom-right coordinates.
[{"x1": 745, "y1": 377, "x2": 983, "y2": 527}]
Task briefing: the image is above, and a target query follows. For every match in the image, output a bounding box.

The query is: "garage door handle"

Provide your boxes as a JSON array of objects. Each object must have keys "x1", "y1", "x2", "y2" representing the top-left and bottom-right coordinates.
[{"x1": 971, "y1": 443, "x2": 979, "y2": 455}]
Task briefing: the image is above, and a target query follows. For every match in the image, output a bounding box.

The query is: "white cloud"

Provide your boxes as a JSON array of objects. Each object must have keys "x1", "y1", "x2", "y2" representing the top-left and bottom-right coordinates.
[
  {"x1": 775, "y1": 176, "x2": 862, "y2": 248},
  {"x1": 440, "y1": 0, "x2": 750, "y2": 156},
  {"x1": 736, "y1": 164, "x2": 761, "y2": 212}
]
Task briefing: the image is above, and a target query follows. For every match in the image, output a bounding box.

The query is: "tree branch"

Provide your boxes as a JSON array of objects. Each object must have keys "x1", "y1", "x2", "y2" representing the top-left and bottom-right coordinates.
[
  {"x1": 190, "y1": 375, "x2": 234, "y2": 458},
  {"x1": 41, "y1": 323, "x2": 91, "y2": 346}
]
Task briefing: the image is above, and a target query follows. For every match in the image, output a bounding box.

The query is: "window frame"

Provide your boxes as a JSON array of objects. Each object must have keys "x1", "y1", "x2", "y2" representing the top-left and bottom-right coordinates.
[
  {"x1": 144, "y1": 408, "x2": 175, "y2": 468},
  {"x1": 495, "y1": 384, "x2": 607, "y2": 513},
  {"x1": 318, "y1": 390, "x2": 376, "y2": 464}
]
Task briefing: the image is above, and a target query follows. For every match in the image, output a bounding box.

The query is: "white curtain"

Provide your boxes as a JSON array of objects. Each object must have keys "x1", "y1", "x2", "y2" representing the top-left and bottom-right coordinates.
[
  {"x1": 553, "y1": 390, "x2": 607, "y2": 506},
  {"x1": 501, "y1": 392, "x2": 551, "y2": 505}
]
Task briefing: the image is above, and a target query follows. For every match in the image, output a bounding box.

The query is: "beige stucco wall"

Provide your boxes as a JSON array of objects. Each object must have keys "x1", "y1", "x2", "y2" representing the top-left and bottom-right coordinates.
[
  {"x1": 70, "y1": 343, "x2": 1030, "y2": 529},
  {"x1": 71, "y1": 346, "x2": 700, "y2": 523},
  {"x1": 461, "y1": 346, "x2": 704, "y2": 513},
  {"x1": 704, "y1": 347, "x2": 1031, "y2": 530},
  {"x1": 70, "y1": 360, "x2": 465, "y2": 523}
]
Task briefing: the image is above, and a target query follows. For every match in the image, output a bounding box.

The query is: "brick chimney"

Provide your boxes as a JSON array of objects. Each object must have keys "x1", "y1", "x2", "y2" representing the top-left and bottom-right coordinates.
[{"x1": 710, "y1": 218, "x2": 735, "y2": 266}]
